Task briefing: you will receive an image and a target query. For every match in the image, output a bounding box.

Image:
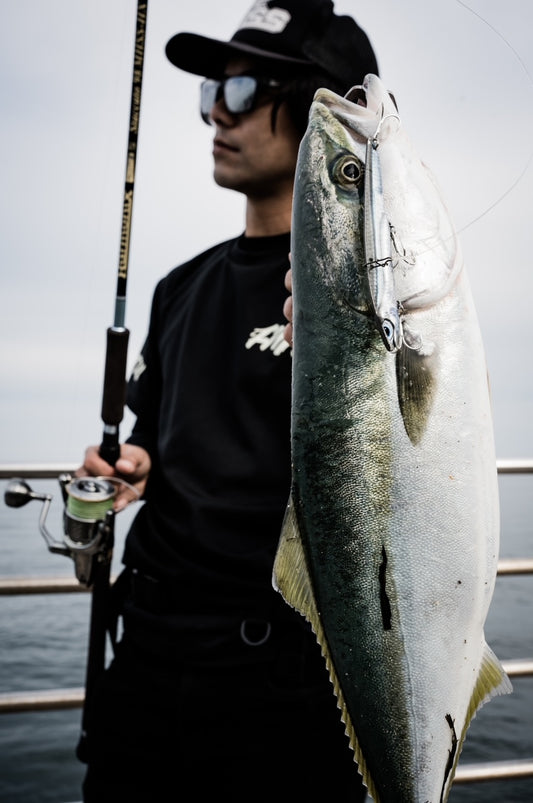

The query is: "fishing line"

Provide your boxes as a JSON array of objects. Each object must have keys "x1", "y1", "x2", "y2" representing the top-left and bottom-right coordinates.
[
  {"x1": 389, "y1": 1, "x2": 533, "y2": 263},
  {"x1": 65, "y1": 475, "x2": 141, "y2": 521},
  {"x1": 452, "y1": 0, "x2": 533, "y2": 234}
]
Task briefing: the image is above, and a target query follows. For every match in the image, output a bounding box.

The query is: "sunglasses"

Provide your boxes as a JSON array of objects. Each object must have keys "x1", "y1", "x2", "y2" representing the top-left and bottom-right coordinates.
[{"x1": 200, "y1": 75, "x2": 282, "y2": 125}]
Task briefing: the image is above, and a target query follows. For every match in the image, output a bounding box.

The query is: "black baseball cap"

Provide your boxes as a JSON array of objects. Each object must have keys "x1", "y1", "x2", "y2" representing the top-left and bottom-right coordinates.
[{"x1": 166, "y1": 0, "x2": 378, "y2": 87}]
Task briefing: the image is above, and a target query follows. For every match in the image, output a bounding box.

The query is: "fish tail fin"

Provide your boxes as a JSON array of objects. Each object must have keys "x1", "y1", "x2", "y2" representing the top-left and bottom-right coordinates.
[{"x1": 273, "y1": 495, "x2": 378, "y2": 800}]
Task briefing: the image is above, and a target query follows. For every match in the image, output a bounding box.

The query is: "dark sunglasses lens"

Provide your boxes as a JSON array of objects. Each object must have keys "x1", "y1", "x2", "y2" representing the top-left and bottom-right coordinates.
[
  {"x1": 224, "y1": 76, "x2": 258, "y2": 113},
  {"x1": 200, "y1": 75, "x2": 262, "y2": 125},
  {"x1": 200, "y1": 79, "x2": 220, "y2": 124}
]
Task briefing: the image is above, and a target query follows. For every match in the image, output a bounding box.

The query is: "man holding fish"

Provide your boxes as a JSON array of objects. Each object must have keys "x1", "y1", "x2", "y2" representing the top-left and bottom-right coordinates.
[
  {"x1": 78, "y1": 0, "x2": 511, "y2": 799},
  {"x1": 77, "y1": 2, "x2": 379, "y2": 801}
]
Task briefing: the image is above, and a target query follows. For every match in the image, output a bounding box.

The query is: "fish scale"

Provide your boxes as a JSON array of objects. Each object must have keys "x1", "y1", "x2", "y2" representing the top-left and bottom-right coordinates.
[{"x1": 273, "y1": 75, "x2": 511, "y2": 803}]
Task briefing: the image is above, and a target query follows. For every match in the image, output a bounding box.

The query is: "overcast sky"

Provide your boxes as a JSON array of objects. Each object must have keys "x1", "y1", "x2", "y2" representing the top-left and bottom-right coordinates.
[{"x1": 1, "y1": 0, "x2": 532, "y2": 465}]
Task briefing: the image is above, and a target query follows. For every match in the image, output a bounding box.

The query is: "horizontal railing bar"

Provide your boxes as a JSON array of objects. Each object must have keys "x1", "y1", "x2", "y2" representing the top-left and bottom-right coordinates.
[
  {"x1": 0, "y1": 577, "x2": 90, "y2": 595},
  {"x1": 496, "y1": 458, "x2": 533, "y2": 474},
  {"x1": 0, "y1": 576, "x2": 117, "y2": 595},
  {"x1": 454, "y1": 757, "x2": 533, "y2": 783},
  {"x1": 0, "y1": 552, "x2": 527, "y2": 596},
  {"x1": 0, "y1": 660, "x2": 531, "y2": 716},
  {"x1": 0, "y1": 689, "x2": 531, "y2": 786},
  {"x1": 502, "y1": 658, "x2": 533, "y2": 677},
  {"x1": 0, "y1": 687, "x2": 84, "y2": 713},
  {"x1": 497, "y1": 557, "x2": 533, "y2": 575},
  {"x1": 1, "y1": 461, "x2": 532, "y2": 479},
  {"x1": 0, "y1": 464, "x2": 78, "y2": 479},
  {"x1": 0, "y1": 556, "x2": 530, "y2": 597},
  {"x1": 8, "y1": 566, "x2": 533, "y2": 601}
]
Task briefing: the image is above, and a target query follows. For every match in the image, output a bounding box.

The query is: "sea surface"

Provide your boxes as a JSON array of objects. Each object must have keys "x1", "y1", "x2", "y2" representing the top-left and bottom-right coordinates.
[{"x1": 0, "y1": 473, "x2": 531, "y2": 803}]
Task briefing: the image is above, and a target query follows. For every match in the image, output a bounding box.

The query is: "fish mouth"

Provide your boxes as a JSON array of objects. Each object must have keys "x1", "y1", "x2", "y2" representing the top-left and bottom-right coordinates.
[
  {"x1": 314, "y1": 74, "x2": 399, "y2": 119},
  {"x1": 313, "y1": 77, "x2": 401, "y2": 145},
  {"x1": 312, "y1": 86, "x2": 376, "y2": 143},
  {"x1": 345, "y1": 83, "x2": 399, "y2": 113},
  {"x1": 345, "y1": 85, "x2": 368, "y2": 108}
]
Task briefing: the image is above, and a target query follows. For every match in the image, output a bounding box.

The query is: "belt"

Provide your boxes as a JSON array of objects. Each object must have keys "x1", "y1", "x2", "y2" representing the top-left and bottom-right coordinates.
[
  {"x1": 118, "y1": 568, "x2": 325, "y2": 682},
  {"x1": 128, "y1": 568, "x2": 274, "y2": 647}
]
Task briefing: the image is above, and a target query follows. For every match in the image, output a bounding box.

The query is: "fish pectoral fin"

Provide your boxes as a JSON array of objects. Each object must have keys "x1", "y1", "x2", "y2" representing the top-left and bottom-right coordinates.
[
  {"x1": 396, "y1": 337, "x2": 436, "y2": 445},
  {"x1": 272, "y1": 494, "x2": 319, "y2": 624}
]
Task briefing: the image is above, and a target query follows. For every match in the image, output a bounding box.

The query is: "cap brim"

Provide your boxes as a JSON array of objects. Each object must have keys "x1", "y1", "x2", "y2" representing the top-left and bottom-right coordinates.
[{"x1": 166, "y1": 32, "x2": 312, "y2": 78}]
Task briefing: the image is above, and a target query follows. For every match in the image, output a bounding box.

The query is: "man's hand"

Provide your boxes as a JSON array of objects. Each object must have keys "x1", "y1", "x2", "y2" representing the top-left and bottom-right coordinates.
[
  {"x1": 75, "y1": 444, "x2": 152, "y2": 511},
  {"x1": 283, "y1": 267, "x2": 293, "y2": 346}
]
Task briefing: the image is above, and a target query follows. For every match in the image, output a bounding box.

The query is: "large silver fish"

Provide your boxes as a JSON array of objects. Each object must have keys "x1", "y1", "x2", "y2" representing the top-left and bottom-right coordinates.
[{"x1": 273, "y1": 74, "x2": 512, "y2": 802}]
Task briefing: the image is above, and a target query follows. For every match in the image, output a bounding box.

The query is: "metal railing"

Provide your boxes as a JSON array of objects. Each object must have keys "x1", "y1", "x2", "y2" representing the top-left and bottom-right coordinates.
[{"x1": 1, "y1": 461, "x2": 532, "y2": 789}]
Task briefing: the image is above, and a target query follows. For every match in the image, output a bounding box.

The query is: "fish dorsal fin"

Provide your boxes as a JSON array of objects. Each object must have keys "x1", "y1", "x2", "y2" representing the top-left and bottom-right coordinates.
[
  {"x1": 396, "y1": 337, "x2": 436, "y2": 445},
  {"x1": 273, "y1": 496, "x2": 379, "y2": 801}
]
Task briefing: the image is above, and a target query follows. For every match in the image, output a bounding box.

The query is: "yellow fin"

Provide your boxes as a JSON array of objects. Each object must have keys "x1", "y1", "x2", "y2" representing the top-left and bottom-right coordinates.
[
  {"x1": 273, "y1": 496, "x2": 378, "y2": 800},
  {"x1": 273, "y1": 496, "x2": 318, "y2": 621},
  {"x1": 448, "y1": 643, "x2": 513, "y2": 792},
  {"x1": 468, "y1": 643, "x2": 513, "y2": 723}
]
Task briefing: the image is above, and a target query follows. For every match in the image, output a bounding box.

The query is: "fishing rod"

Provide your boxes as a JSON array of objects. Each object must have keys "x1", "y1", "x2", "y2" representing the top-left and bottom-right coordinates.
[{"x1": 100, "y1": 0, "x2": 148, "y2": 467}]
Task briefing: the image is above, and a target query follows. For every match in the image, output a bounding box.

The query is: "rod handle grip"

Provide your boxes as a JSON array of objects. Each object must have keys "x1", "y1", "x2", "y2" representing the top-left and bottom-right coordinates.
[{"x1": 99, "y1": 327, "x2": 130, "y2": 466}]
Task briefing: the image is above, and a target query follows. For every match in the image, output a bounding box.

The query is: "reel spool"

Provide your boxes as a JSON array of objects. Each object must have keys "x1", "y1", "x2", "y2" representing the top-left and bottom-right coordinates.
[
  {"x1": 63, "y1": 477, "x2": 116, "y2": 545},
  {"x1": 61, "y1": 476, "x2": 116, "y2": 585}
]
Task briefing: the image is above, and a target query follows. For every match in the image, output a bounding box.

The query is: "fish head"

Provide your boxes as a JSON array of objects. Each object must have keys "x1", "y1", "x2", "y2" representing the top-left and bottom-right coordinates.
[
  {"x1": 292, "y1": 75, "x2": 465, "y2": 443},
  {"x1": 307, "y1": 74, "x2": 461, "y2": 317},
  {"x1": 291, "y1": 88, "x2": 372, "y2": 339}
]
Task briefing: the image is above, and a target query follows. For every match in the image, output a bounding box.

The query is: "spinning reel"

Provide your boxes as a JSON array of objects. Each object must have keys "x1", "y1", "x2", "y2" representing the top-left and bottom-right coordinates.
[{"x1": 4, "y1": 474, "x2": 117, "y2": 587}]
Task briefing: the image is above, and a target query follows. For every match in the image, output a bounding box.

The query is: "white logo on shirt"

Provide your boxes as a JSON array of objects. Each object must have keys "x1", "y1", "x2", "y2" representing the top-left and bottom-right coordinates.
[
  {"x1": 239, "y1": 1, "x2": 291, "y2": 34},
  {"x1": 246, "y1": 323, "x2": 290, "y2": 356},
  {"x1": 131, "y1": 353, "x2": 147, "y2": 381}
]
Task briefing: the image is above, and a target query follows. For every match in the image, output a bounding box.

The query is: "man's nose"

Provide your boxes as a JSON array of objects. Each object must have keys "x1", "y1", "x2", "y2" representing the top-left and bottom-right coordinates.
[{"x1": 210, "y1": 94, "x2": 238, "y2": 126}]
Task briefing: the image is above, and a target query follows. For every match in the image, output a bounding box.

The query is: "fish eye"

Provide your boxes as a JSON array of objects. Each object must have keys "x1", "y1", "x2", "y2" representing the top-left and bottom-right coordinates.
[
  {"x1": 331, "y1": 154, "x2": 362, "y2": 188},
  {"x1": 342, "y1": 162, "x2": 359, "y2": 181}
]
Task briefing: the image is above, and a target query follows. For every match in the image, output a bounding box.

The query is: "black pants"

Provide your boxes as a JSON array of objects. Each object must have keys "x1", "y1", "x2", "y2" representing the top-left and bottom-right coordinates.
[{"x1": 81, "y1": 596, "x2": 367, "y2": 802}]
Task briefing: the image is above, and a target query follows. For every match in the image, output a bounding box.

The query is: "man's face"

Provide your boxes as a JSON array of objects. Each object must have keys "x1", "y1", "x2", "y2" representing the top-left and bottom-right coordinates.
[{"x1": 207, "y1": 58, "x2": 301, "y2": 200}]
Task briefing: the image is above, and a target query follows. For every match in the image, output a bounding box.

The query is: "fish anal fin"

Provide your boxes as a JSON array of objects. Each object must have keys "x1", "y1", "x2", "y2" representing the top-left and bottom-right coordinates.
[
  {"x1": 273, "y1": 497, "x2": 379, "y2": 800},
  {"x1": 448, "y1": 644, "x2": 513, "y2": 791},
  {"x1": 467, "y1": 644, "x2": 513, "y2": 724},
  {"x1": 273, "y1": 495, "x2": 317, "y2": 621},
  {"x1": 396, "y1": 339, "x2": 436, "y2": 445}
]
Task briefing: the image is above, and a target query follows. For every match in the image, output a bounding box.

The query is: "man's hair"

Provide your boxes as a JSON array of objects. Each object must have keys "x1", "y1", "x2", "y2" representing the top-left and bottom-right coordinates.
[{"x1": 271, "y1": 69, "x2": 350, "y2": 137}]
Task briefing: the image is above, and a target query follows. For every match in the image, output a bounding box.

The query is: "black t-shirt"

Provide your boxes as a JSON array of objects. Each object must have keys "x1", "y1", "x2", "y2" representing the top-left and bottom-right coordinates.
[{"x1": 123, "y1": 232, "x2": 293, "y2": 618}]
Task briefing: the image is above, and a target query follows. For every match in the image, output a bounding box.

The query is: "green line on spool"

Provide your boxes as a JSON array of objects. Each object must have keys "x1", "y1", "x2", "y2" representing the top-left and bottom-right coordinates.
[{"x1": 67, "y1": 494, "x2": 114, "y2": 521}]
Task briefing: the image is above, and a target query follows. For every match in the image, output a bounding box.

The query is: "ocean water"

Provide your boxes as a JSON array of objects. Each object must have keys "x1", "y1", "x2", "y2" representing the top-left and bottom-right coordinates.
[{"x1": 0, "y1": 474, "x2": 531, "y2": 803}]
